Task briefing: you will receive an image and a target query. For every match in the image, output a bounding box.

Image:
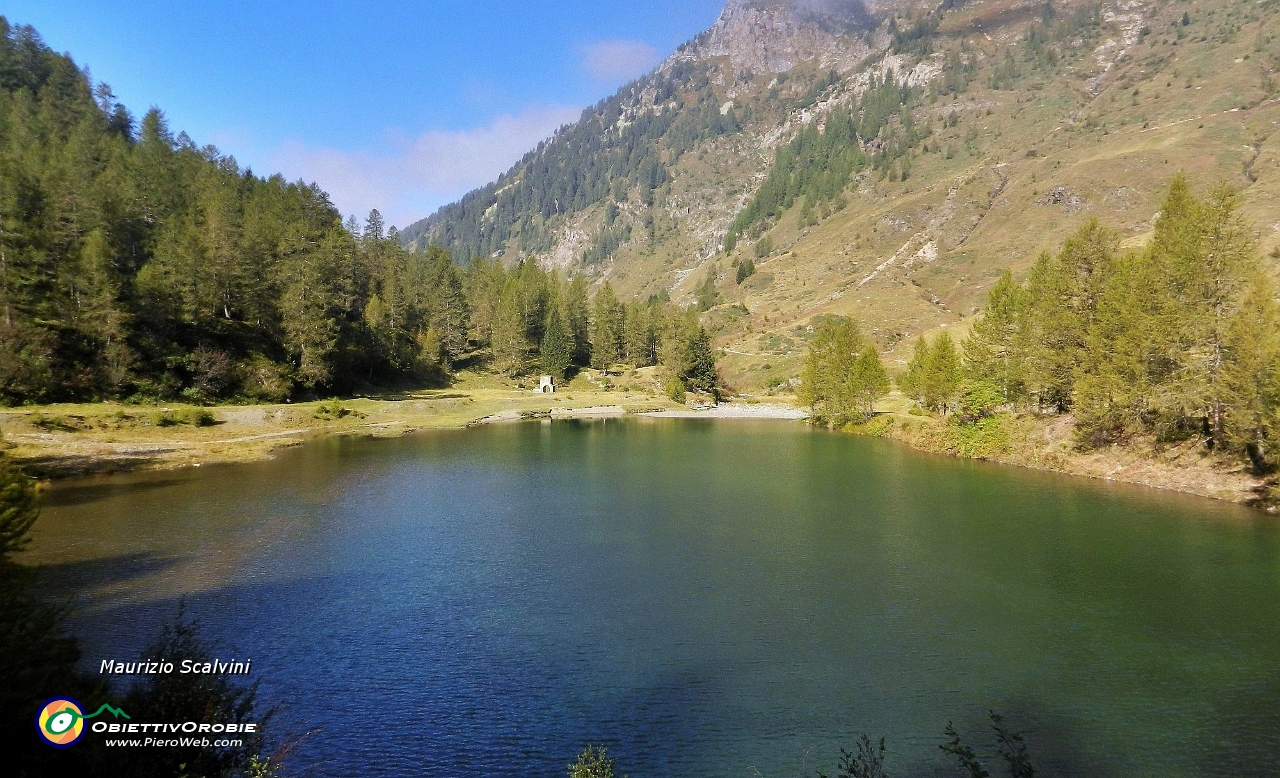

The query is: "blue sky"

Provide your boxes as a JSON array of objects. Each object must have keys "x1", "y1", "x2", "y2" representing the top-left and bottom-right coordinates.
[{"x1": 12, "y1": 1, "x2": 726, "y2": 228}]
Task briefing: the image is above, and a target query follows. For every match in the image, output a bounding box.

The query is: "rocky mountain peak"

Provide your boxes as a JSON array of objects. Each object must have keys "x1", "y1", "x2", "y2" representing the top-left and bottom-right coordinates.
[
  {"x1": 687, "y1": 0, "x2": 884, "y2": 74},
  {"x1": 724, "y1": 0, "x2": 874, "y2": 31}
]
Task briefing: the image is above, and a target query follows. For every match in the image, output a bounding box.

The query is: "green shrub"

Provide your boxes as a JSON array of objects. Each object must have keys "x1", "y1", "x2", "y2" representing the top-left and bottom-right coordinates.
[
  {"x1": 956, "y1": 380, "x2": 1003, "y2": 424},
  {"x1": 922, "y1": 414, "x2": 1012, "y2": 459},
  {"x1": 151, "y1": 410, "x2": 179, "y2": 427},
  {"x1": 241, "y1": 356, "x2": 293, "y2": 403},
  {"x1": 149, "y1": 408, "x2": 215, "y2": 427},
  {"x1": 664, "y1": 374, "x2": 686, "y2": 404},
  {"x1": 30, "y1": 414, "x2": 75, "y2": 432},
  {"x1": 313, "y1": 400, "x2": 364, "y2": 421},
  {"x1": 180, "y1": 408, "x2": 217, "y2": 427},
  {"x1": 847, "y1": 414, "x2": 895, "y2": 438},
  {"x1": 569, "y1": 746, "x2": 617, "y2": 778}
]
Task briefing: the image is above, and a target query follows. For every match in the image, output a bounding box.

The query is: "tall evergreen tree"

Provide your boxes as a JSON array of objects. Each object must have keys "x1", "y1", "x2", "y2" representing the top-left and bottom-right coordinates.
[
  {"x1": 680, "y1": 323, "x2": 718, "y2": 396},
  {"x1": 800, "y1": 316, "x2": 865, "y2": 421},
  {"x1": 1222, "y1": 274, "x2": 1280, "y2": 471},
  {"x1": 539, "y1": 300, "x2": 573, "y2": 380},
  {"x1": 591, "y1": 282, "x2": 623, "y2": 371},
  {"x1": 279, "y1": 228, "x2": 353, "y2": 389},
  {"x1": 420, "y1": 245, "x2": 470, "y2": 366},
  {"x1": 490, "y1": 281, "x2": 528, "y2": 375},
  {"x1": 900, "y1": 332, "x2": 962, "y2": 413},
  {"x1": 851, "y1": 345, "x2": 891, "y2": 418},
  {"x1": 565, "y1": 274, "x2": 592, "y2": 366},
  {"x1": 963, "y1": 270, "x2": 1027, "y2": 403},
  {"x1": 1020, "y1": 220, "x2": 1118, "y2": 411}
]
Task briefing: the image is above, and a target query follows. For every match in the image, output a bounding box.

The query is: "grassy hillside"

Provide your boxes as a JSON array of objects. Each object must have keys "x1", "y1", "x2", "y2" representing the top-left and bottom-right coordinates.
[
  {"x1": 710, "y1": 0, "x2": 1280, "y2": 392},
  {"x1": 408, "y1": 0, "x2": 1280, "y2": 393}
]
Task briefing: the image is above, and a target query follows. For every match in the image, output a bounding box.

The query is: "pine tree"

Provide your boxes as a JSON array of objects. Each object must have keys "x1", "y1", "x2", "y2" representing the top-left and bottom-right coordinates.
[
  {"x1": 1140, "y1": 174, "x2": 1206, "y2": 431},
  {"x1": 420, "y1": 246, "x2": 470, "y2": 366},
  {"x1": 851, "y1": 345, "x2": 891, "y2": 419},
  {"x1": 490, "y1": 281, "x2": 528, "y2": 376},
  {"x1": 1073, "y1": 248, "x2": 1154, "y2": 446},
  {"x1": 897, "y1": 336, "x2": 929, "y2": 403},
  {"x1": 1182, "y1": 186, "x2": 1257, "y2": 446},
  {"x1": 75, "y1": 228, "x2": 134, "y2": 391},
  {"x1": 696, "y1": 270, "x2": 721, "y2": 311},
  {"x1": 0, "y1": 450, "x2": 38, "y2": 559},
  {"x1": 1020, "y1": 220, "x2": 1118, "y2": 411},
  {"x1": 901, "y1": 332, "x2": 962, "y2": 413},
  {"x1": 963, "y1": 270, "x2": 1027, "y2": 403},
  {"x1": 800, "y1": 316, "x2": 865, "y2": 421},
  {"x1": 591, "y1": 282, "x2": 623, "y2": 371},
  {"x1": 278, "y1": 227, "x2": 355, "y2": 390},
  {"x1": 516, "y1": 259, "x2": 550, "y2": 345},
  {"x1": 623, "y1": 303, "x2": 659, "y2": 366},
  {"x1": 923, "y1": 331, "x2": 963, "y2": 413},
  {"x1": 464, "y1": 258, "x2": 508, "y2": 346},
  {"x1": 682, "y1": 324, "x2": 718, "y2": 396},
  {"x1": 539, "y1": 301, "x2": 573, "y2": 380},
  {"x1": 565, "y1": 274, "x2": 592, "y2": 366},
  {"x1": 1222, "y1": 274, "x2": 1280, "y2": 471}
]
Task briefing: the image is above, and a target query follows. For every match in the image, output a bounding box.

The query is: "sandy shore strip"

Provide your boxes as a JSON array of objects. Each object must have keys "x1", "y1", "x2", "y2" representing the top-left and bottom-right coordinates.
[
  {"x1": 475, "y1": 405, "x2": 630, "y2": 424},
  {"x1": 475, "y1": 403, "x2": 809, "y2": 424},
  {"x1": 641, "y1": 404, "x2": 809, "y2": 420}
]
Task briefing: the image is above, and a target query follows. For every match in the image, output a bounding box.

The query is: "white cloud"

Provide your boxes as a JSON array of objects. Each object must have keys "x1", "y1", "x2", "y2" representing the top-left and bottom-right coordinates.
[
  {"x1": 579, "y1": 39, "x2": 663, "y2": 83},
  {"x1": 266, "y1": 104, "x2": 581, "y2": 229}
]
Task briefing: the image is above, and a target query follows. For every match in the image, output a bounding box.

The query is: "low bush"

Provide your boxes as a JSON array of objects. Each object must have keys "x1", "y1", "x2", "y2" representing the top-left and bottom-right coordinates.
[
  {"x1": 845, "y1": 414, "x2": 895, "y2": 438},
  {"x1": 150, "y1": 408, "x2": 217, "y2": 428},
  {"x1": 313, "y1": 400, "x2": 364, "y2": 421},
  {"x1": 180, "y1": 408, "x2": 217, "y2": 427},
  {"x1": 664, "y1": 375, "x2": 686, "y2": 404},
  {"x1": 151, "y1": 410, "x2": 179, "y2": 427},
  {"x1": 29, "y1": 414, "x2": 77, "y2": 432}
]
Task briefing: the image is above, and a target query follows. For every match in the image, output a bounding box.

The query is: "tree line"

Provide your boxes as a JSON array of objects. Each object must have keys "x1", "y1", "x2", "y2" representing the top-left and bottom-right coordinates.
[
  {"x1": 463, "y1": 258, "x2": 717, "y2": 395},
  {"x1": 0, "y1": 19, "x2": 718, "y2": 406},
  {"x1": 898, "y1": 176, "x2": 1280, "y2": 476},
  {"x1": 801, "y1": 176, "x2": 1280, "y2": 481}
]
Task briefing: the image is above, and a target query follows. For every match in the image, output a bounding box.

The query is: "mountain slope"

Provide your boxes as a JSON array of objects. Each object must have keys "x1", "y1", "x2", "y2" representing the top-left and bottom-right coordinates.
[{"x1": 404, "y1": 0, "x2": 1280, "y2": 391}]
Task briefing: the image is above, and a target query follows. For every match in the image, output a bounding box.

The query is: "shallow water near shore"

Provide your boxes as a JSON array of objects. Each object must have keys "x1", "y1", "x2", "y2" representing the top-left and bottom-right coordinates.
[{"x1": 26, "y1": 418, "x2": 1280, "y2": 777}]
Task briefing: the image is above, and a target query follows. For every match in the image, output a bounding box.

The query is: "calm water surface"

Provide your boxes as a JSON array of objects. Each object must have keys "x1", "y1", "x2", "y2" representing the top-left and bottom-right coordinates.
[{"x1": 26, "y1": 419, "x2": 1280, "y2": 777}]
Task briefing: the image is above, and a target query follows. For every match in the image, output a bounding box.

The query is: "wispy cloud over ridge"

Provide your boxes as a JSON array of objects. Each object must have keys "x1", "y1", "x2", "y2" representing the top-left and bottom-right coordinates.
[
  {"x1": 579, "y1": 39, "x2": 663, "y2": 83},
  {"x1": 267, "y1": 104, "x2": 581, "y2": 229}
]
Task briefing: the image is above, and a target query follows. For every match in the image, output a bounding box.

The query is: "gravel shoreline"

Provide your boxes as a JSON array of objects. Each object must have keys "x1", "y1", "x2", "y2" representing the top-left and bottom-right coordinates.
[
  {"x1": 476, "y1": 403, "x2": 809, "y2": 424},
  {"x1": 640, "y1": 404, "x2": 809, "y2": 419}
]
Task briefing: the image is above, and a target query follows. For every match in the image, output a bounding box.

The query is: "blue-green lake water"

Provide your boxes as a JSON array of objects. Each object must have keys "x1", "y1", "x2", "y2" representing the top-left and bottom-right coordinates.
[{"x1": 27, "y1": 419, "x2": 1280, "y2": 776}]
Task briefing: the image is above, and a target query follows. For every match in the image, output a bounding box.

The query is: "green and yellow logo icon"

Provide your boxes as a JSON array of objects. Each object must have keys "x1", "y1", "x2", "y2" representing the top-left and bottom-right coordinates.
[{"x1": 36, "y1": 697, "x2": 129, "y2": 748}]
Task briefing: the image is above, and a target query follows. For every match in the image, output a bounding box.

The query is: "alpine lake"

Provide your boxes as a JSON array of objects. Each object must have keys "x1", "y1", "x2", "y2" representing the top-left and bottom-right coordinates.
[{"x1": 26, "y1": 418, "x2": 1280, "y2": 777}]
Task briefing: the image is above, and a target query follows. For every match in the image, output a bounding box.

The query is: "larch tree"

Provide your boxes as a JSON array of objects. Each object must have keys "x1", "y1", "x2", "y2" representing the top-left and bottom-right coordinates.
[
  {"x1": 963, "y1": 269, "x2": 1027, "y2": 404},
  {"x1": 1222, "y1": 274, "x2": 1280, "y2": 471},
  {"x1": 851, "y1": 344, "x2": 891, "y2": 419},
  {"x1": 490, "y1": 280, "x2": 529, "y2": 376},
  {"x1": 539, "y1": 299, "x2": 573, "y2": 380},
  {"x1": 565, "y1": 274, "x2": 592, "y2": 367},
  {"x1": 591, "y1": 282, "x2": 624, "y2": 371},
  {"x1": 800, "y1": 316, "x2": 865, "y2": 422}
]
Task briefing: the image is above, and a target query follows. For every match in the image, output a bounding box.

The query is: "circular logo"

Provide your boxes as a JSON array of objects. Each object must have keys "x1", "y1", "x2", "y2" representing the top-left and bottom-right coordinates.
[{"x1": 36, "y1": 697, "x2": 86, "y2": 748}]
